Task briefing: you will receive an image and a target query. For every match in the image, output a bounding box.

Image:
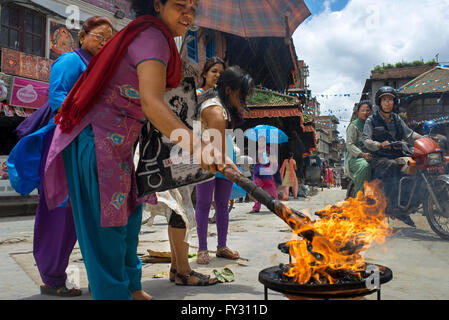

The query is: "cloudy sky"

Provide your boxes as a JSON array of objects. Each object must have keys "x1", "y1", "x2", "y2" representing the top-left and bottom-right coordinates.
[{"x1": 293, "y1": 0, "x2": 449, "y2": 136}]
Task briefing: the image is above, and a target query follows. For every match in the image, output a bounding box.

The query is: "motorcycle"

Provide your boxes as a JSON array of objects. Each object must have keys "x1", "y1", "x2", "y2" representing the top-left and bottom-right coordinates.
[{"x1": 346, "y1": 136, "x2": 449, "y2": 240}]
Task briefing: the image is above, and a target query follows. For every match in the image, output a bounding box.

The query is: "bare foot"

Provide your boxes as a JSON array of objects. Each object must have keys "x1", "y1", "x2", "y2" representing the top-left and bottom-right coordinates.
[{"x1": 132, "y1": 289, "x2": 153, "y2": 300}]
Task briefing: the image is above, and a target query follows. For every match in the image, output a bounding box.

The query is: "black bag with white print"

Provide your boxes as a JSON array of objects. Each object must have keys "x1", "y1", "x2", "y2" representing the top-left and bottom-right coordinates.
[{"x1": 135, "y1": 77, "x2": 213, "y2": 197}]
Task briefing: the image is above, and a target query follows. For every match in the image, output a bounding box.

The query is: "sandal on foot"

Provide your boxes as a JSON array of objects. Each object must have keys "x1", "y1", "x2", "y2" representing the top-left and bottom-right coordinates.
[
  {"x1": 169, "y1": 268, "x2": 176, "y2": 282},
  {"x1": 197, "y1": 250, "x2": 209, "y2": 264},
  {"x1": 40, "y1": 285, "x2": 82, "y2": 297},
  {"x1": 216, "y1": 246, "x2": 240, "y2": 260},
  {"x1": 175, "y1": 271, "x2": 218, "y2": 286}
]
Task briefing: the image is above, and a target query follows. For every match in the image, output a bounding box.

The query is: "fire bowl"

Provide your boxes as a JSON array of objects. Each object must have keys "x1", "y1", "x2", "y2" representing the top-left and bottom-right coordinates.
[{"x1": 259, "y1": 264, "x2": 393, "y2": 299}]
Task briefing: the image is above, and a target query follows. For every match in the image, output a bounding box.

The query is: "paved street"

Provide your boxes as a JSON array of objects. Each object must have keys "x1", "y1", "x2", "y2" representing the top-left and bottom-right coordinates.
[{"x1": 1, "y1": 187, "x2": 449, "y2": 300}]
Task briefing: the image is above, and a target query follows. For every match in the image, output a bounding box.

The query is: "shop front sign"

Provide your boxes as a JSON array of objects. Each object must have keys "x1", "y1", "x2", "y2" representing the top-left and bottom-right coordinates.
[{"x1": 10, "y1": 77, "x2": 49, "y2": 109}]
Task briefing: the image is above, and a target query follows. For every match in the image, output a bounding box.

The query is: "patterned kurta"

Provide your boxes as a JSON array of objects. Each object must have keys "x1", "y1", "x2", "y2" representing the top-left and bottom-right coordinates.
[{"x1": 44, "y1": 27, "x2": 169, "y2": 227}]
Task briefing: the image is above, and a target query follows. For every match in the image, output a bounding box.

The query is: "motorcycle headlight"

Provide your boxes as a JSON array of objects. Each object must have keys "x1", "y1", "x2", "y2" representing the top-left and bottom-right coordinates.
[{"x1": 427, "y1": 152, "x2": 443, "y2": 164}]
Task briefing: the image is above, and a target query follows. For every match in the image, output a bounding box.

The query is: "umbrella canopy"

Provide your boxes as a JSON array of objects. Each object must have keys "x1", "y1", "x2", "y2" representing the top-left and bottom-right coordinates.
[
  {"x1": 195, "y1": 0, "x2": 311, "y2": 38},
  {"x1": 245, "y1": 125, "x2": 288, "y2": 144}
]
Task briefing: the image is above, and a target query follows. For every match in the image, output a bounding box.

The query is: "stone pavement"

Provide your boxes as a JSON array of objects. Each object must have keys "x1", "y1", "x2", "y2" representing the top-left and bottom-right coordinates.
[{"x1": 1, "y1": 187, "x2": 449, "y2": 300}]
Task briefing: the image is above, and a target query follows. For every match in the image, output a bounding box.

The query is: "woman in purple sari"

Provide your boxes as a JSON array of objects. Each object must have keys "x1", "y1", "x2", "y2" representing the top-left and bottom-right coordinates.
[{"x1": 20, "y1": 17, "x2": 113, "y2": 297}]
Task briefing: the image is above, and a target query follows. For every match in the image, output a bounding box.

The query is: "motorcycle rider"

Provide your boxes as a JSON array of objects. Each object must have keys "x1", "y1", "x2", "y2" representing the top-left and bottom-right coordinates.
[{"x1": 362, "y1": 86, "x2": 423, "y2": 227}]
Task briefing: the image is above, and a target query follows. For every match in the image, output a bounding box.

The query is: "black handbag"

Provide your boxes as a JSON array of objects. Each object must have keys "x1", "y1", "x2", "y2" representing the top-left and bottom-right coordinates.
[{"x1": 135, "y1": 77, "x2": 213, "y2": 197}]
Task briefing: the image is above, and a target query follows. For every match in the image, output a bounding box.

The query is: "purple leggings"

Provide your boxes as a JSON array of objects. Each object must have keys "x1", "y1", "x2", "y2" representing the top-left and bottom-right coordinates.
[
  {"x1": 33, "y1": 129, "x2": 77, "y2": 288},
  {"x1": 195, "y1": 178, "x2": 233, "y2": 251}
]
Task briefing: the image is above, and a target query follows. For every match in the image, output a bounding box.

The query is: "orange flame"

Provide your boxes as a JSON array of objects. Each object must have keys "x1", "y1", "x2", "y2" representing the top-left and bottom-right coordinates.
[{"x1": 283, "y1": 180, "x2": 392, "y2": 284}]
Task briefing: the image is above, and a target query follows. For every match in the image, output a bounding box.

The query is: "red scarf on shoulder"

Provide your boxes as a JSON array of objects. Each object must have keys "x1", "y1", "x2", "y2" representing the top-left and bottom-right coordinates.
[{"x1": 55, "y1": 15, "x2": 182, "y2": 133}]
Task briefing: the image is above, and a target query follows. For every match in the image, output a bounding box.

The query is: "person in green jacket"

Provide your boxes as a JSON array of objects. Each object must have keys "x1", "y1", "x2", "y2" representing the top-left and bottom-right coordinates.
[{"x1": 344, "y1": 100, "x2": 373, "y2": 197}]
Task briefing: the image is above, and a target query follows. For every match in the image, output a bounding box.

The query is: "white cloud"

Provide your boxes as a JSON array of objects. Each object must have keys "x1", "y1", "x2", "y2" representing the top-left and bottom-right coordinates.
[{"x1": 293, "y1": 0, "x2": 449, "y2": 137}]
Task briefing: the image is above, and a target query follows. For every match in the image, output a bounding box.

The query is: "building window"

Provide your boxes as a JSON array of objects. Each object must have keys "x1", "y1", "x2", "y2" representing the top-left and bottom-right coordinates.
[
  {"x1": 0, "y1": 4, "x2": 46, "y2": 56},
  {"x1": 186, "y1": 30, "x2": 198, "y2": 63},
  {"x1": 205, "y1": 30, "x2": 215, "y2": 60}
]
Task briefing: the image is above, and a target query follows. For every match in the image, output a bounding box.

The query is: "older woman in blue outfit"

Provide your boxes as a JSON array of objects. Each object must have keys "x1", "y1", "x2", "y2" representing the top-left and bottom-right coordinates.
[{"x1": 7, "y1": 16, "x2": 113, "y2": 297}]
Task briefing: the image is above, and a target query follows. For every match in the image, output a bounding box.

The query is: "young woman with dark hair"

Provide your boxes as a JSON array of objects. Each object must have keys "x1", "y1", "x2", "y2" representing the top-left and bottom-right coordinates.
[
  {"x1": 196, "y1": 56, "x2": 226, "y2": 96},
  {"x1": 43, "y1": 0, "x2": 232, "y2": 299},
  {"x1": 195, "y1": 66, "x2": 254, "y2": 264}
]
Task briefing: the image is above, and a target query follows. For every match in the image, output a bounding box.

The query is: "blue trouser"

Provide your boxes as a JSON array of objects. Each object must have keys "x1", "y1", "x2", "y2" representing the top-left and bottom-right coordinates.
[{"x1": 62, "y1": 126, "x2": 142, "y2": 300}]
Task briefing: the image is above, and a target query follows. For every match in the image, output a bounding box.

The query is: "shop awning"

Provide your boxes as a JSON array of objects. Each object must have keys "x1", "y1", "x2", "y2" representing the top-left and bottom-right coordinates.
[{"x1": 244, "y1": 107, "x2": 302, "y2": 119}]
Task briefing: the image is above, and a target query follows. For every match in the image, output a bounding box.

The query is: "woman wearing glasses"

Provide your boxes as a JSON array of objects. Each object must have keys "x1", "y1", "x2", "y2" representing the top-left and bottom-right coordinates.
[
  {"x1": 8, "y1": 16, "x2": 114, "y2": 297},
  {"x1": 80, "y1": 24, "x2": 114, "y2": 54}
]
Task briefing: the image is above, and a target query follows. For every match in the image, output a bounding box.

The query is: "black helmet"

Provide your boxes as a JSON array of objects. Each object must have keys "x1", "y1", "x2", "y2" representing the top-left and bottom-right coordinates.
[{"x1": 375, "y1": 86, "x2": 398, "y2": 111}]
